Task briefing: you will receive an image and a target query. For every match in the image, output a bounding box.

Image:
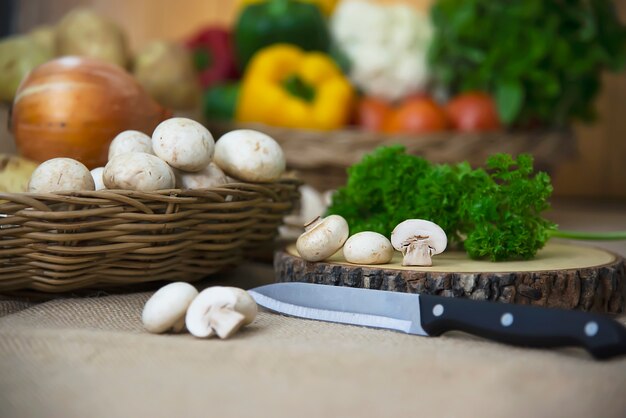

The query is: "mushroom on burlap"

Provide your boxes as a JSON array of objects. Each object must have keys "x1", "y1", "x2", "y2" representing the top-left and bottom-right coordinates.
[
  {"x1": 185, "y1": 287, "x2": 258, "y2": 339},
  {"x1": 142, "y1": 282, "x2": 199, "y2": 333}
]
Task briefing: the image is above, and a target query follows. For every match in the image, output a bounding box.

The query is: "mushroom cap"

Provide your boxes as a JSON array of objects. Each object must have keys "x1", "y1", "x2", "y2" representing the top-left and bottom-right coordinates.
[
  {"x1": 28, "y1": 157, "x2": 95, "y2": 193},
  {"x1": 391, "y1": 219, "x2": 447, "y2": 255},
  {"x1": 213, "y1": 129, "x2": 286, "y2": 183},
  {"x1": 142, "y1": 282, "x2": 199, "y2": 333},
  {"x1": 296, "y1": 215, "x2": 349, "y2": 262},
  {"x1": 152, "y1": 117, "x2": 215, "y2": 172},
  {"x1": 185, "y1": 286, "x2": 258, "y2": 338},
  {"x1": 343, "y1": 231, "x2": 393, "y2": 265},
  {"x1": 103, "y1": 152, "x2": 175, "y2": 191},
  {"x1": 175, "y1": 162, "x2": 228, "y2": 190},
  {"x1": 90, "y1": 167, "x2": 105, "y2": 190},
  {"x1": 108, "y1": 130, "x2": 153, "y2": 160}
]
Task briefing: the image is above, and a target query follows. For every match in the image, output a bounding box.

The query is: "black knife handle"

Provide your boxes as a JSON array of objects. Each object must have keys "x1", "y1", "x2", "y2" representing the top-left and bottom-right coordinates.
[{"x1": 418, "y1": 294, "x2": 626, "y2": 359}]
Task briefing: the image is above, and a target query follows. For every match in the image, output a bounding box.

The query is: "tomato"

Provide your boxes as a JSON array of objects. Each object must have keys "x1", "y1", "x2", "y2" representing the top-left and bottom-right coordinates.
[
  {"x1": 384, "y1": 97, "x2": 448, "y2": 134},
  {"x1": 445, "y1": 92, "x2": 501, "y2": 132},
  {"x1": 355, "y1": 97, "x2": 391, "y2": 132}
]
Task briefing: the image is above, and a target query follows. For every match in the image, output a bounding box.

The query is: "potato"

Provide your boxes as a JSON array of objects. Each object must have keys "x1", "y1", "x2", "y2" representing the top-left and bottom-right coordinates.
[
  {"x1": 56, "y1": 9, "x2": 129, "y2": 68},
  {"x1": 133, "y1": 41, "x2": 200, "y2": 110}
]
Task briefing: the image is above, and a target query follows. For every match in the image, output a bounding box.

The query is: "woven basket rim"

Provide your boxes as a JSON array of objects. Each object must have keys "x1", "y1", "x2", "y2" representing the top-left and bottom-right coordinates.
[
  {"x1": 0, "y1": 179, "x2": 301, "y2": 213},
  {"x1": 0, "y1": 179, "x2": 300, "y2": 200}
]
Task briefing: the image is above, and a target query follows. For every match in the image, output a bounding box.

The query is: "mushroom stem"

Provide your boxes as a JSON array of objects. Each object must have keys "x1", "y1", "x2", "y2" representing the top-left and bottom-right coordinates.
[
  {"x1": 172, "y1": 316, "x2": 186, "y2": 333},
  {"x1": 401, "y1": 236, "x2": 433, "y2": 266},
  {"x1": 209, "y1": 306, "x2": 246, "y2": 339}
]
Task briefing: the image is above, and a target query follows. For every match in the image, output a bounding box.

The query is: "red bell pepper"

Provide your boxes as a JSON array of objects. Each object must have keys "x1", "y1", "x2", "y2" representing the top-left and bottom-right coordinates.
[{"x1": 186, "y1": 27, "x2": 238, "y2": 89}]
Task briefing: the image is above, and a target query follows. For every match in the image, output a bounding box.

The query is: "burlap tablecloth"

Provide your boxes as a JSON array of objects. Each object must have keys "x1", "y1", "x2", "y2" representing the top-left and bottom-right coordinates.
[{"x1": 2, "y1": 203, "x2": 626, "y2": 418}]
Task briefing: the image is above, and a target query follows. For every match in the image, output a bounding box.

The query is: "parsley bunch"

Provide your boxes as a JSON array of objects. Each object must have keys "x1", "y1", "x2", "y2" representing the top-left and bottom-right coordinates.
[{"x1": 328, "y1": 146, "x2": 556, "y2": 261}]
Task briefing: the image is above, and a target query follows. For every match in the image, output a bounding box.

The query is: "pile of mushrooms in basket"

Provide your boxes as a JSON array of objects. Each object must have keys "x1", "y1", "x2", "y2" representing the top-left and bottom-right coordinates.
[
  {"x1": 25, "y1": 117, "x2": 288, "y2": 339},
  {"x1": 28, "y1": 117, "x2": 286, "y2": 194}
]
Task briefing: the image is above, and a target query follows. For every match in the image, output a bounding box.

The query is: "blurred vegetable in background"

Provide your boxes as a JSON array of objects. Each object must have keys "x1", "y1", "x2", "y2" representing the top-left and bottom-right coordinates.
[
  {"x1": 28, "y1": 25, "x2": 56, "y2": 56},
  {"x1": 355, "y1": 97, "x2": 391, "y2": 132},
  {"x1": 0, "y1": 35, "x2": 53, "y2": 102},
  {"x1": 236, "y1": 44, "x2": 354, "y2": 130},
  {"x1": 203, "y1": 82, "x2": 241, "y2": 121},
  {"x1": 11, "y1": 57, "x2": 169, "y2": 168},
  {"x1": 186, "y1": 27, "x2": 238, "y2": 89},
  {"x1": 331, "y1": 0, "x2": 433, "y2": 102},
  {"x1": 240, "y1": 0, "x2": 338, "y2": 17},
  {"x1": 0, "y1": 154, "x2": 39, "y2": 193},
  {"x1": 445, "y1": 92, "x2": 501, "y2": 133},
  {"x1": 234, "y1": 0, "x2": 330, "y2": 71},
  {"x1": 56, "y1": 8, "x2": 129, "y2": 68},
  {"x1": 429, "y1": 0, "x2": 626, "y2": 127},
  {"x1": 384, "y1": 97, "x2": 448, "y2": 134},
  {"x1": 133, "y1": 41, "x2": 200, "y2": 110},
  {"x1": 355, "y1": 95, "x2": 449, "y2": 134}
]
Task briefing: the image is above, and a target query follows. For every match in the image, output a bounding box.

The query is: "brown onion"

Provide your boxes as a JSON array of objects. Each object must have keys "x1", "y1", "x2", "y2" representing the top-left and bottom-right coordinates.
[{"x1": 11, "y1": 56, "x2": 170, "y2": 168}]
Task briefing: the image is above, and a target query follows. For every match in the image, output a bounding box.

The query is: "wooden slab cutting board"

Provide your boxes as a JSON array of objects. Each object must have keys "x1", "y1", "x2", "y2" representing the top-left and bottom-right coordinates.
[{"x1": 274, "y1": 242, "x2": 625, "y2": 314}]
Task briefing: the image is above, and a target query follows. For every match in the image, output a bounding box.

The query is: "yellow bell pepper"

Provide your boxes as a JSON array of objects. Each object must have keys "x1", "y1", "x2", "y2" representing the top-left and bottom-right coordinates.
[
  {"x1": 238, "y1": 0, "x2": 338, "y2": 17},
  {"x1": 236, "y1": 44, "x2": 354, "y2": 131}
]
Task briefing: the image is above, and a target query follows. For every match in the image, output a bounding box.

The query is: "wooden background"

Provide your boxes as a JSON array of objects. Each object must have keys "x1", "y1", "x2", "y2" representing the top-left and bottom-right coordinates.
[{"x1": 3, "y1": 0, "x2": 626, "y2": 199}]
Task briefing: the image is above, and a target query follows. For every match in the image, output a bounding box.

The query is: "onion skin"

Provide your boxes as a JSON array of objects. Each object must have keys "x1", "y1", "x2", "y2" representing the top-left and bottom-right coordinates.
[{"x1": 11, "y1": 56, "x2": 170, "y2": 168}]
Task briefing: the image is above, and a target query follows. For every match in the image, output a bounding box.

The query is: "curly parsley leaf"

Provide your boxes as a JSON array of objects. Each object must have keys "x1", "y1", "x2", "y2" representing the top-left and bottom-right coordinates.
[{"x1": 327, "y1": 146, "x2": 556, "y2": 261}]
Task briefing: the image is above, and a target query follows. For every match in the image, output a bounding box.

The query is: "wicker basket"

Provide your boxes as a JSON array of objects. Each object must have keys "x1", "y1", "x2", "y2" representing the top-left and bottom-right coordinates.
[
  {"x1": 206, "y1": 121, "x2": 576, "y2": 191},
  {"x1": 0, "y1": 180, "x2": 299, "y2": 293}
]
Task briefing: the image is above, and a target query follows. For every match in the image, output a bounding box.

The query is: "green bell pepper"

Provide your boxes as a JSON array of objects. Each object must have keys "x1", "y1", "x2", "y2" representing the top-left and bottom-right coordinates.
[
  {"x1": 202, "y1": 82, "x2": 240, "y2": 121},
  {"x1": 234, "y1": 0, "x2": 330, "y2": 71}
]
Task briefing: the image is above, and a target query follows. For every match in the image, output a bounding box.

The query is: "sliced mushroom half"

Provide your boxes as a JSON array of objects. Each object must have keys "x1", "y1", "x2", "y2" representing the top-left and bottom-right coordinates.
[{"x1": 391, "y1": 219, "x2": 447, "y2": 266}]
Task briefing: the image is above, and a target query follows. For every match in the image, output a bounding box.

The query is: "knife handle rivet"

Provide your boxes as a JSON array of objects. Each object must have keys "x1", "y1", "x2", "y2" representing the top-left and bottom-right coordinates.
[
  {"x1": 584, "y1": 321, "x2": 599, "y2": 337},
  {"x1": 500, "y1": 313, "x2": 514, "y2": 327},
  {"x1": 432, "y1": 304, "x2": 444, "y2": 317}
]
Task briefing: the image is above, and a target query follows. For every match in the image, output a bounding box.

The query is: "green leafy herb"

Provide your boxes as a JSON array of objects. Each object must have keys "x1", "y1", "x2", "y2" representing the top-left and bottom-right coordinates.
[
  {"x1": 327, "y1": 146, "x2": 557, "y2": 261},
  {"x1": 428, "y1": 0, "x2": 626, "y2": 128}
]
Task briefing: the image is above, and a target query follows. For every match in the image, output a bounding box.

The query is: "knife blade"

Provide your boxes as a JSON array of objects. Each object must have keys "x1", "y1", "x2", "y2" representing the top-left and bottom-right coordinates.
[{"x1": 248, "y1": 282, "x2": 626, "y2": 360}]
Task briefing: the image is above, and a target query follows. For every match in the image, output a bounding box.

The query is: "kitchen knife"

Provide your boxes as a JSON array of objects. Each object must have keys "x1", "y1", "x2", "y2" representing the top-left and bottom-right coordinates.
[{"x1": 248, "y1": 282, "x2": 626, "y2": 360}]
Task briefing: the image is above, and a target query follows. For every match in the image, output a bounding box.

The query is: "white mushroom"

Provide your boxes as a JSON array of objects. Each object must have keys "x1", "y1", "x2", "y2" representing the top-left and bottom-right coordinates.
[
  {"x1": 391, "y1": 219, "x2": 447, "y2": 267},
  {"x1": 142, "y1": 282, "x2": 199, "y2": 334},
  {"x1": 297, "y1": 185, "x2": 328, "y2": 226},
  {"x1": 214, "y1": 129, "x2": 285, "y2": 182},
  {"x1": 28, "y1": 157, "x2": 95, "y2": 193},
  {"x1": 90, "y1": 167, "x2": 105, "y2": 190},
  {"x1": 280, "y1": 185, "x2": 329, "y2": 240},
  {"x1": 108, "y1": 130, "x2": 153, "y2": 160},
  {"x1": 343, "y1": 231, "x2": 393, "y2": 265},
  {"x1": 103, "y1": 152, "x2": 175, "y2": 191},
  {"x1": 296, "y1": 215, "x2": 349, "y2": 262},
  {"x1": 185, "y1": 286, "x2": 258, "y2": 339},
  {"x1": 152, "y1": 117, "x2": 214, "y2": 172},
  {"x1": 175, "y1": 162, "x2": 228, "y2": 190}
]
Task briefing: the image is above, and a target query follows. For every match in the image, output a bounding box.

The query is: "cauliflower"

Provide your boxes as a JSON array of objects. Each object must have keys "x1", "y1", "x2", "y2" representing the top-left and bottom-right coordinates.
[{"x1": 331, "y1": 0, "x2": 433, "y2": 102}]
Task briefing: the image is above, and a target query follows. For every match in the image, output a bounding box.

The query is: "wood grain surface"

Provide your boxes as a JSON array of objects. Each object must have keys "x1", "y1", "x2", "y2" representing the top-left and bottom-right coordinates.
[
  {"x1": 275, "y1": 242, "x2": 626, "y2": 313},
  {"x1": 3, "y1": 0, "x2": 626, "y2": 198}
]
